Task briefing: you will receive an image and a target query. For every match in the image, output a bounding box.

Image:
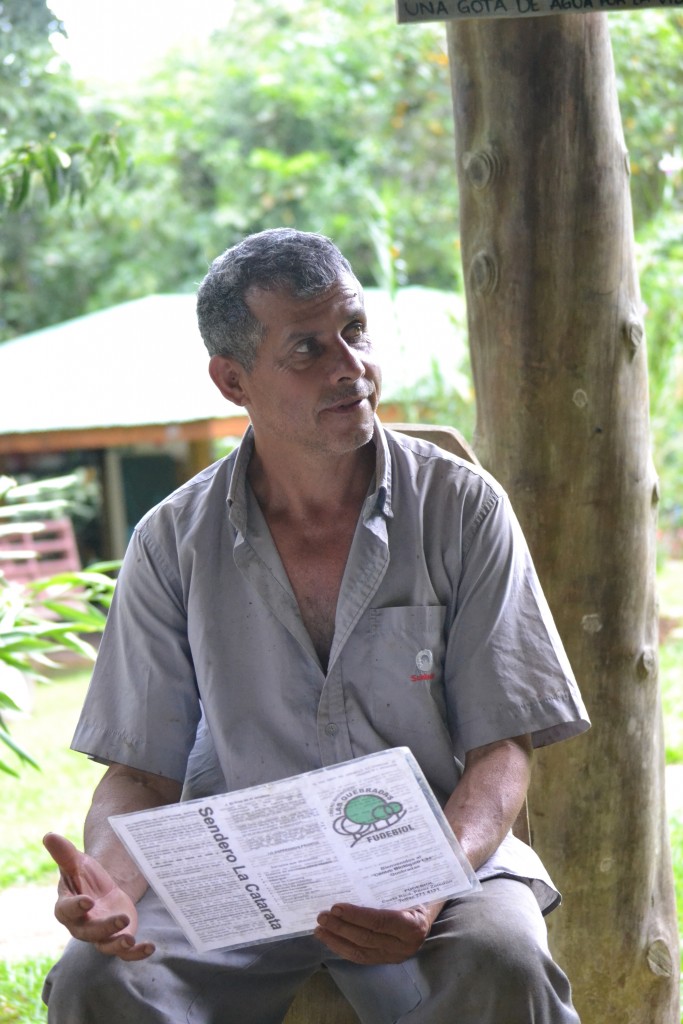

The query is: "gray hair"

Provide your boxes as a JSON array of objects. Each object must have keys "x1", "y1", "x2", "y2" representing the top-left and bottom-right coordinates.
[{"x1": 196, "y1": 228, "x2": 355, "y2": 371}]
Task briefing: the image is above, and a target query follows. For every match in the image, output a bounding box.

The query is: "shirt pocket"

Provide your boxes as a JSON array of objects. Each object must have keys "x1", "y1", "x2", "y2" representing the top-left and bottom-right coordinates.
[
  {"x1": 342, "y1": 605, "x2": 454, "y2": 795},
  {"x1": 367, "y1": 605, "x2": 447, "y2": 678}
]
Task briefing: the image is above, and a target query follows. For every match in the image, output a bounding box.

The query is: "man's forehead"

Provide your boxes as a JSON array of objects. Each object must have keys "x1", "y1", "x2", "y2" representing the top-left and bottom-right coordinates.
[{"x1": 246, "y1": 273, "x2": 365, "y2": 329}]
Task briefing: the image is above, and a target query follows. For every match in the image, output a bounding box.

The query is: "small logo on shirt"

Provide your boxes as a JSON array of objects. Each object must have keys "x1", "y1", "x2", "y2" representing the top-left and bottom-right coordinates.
[{"x1": 411, "y1": 648, "x2": 435, "y2": 682}]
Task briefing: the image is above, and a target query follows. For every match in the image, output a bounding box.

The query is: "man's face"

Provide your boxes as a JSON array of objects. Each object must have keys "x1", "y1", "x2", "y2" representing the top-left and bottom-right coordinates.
[{"x1": 224, "y1": 273, "x2": 382, "y2": 458}]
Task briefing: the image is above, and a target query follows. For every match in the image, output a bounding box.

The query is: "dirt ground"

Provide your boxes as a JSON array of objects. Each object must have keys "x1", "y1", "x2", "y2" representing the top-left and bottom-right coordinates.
[{"x1": 0, "y1": 882, "x2": 65, "y2": 964}]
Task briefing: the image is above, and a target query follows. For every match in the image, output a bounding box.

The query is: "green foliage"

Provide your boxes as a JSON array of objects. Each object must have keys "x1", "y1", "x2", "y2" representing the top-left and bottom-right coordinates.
[
  {"x1": 391, "y1": 358, "x2": 476, "y2": 441},
  {"x1": 0, "y1": 130, "x2": 129, "y2": 212},
  {"x1": 0, "y1": 0, "x2": 459, "y2": 332},
  {"x1": 2, "y1": 471, "x2": 101, "y2": 529},
  {"x1": 0, "y1": 475, "x2": 117, "y2": 777},
  {"x1": 0, "y1": 954, "x2": 51, "y2": 1024},
  {"x1": 659, "y1": 561, "x2": 683, "y2": 765},
  {"x1": 0, "y1": 0, "x2": 71, "y2": 135},
  {"x1": 611, "y1": 14, "x2": 683, "y2": 537},
  {"x1": 662, "y1": 639, "x2": 683, "y2": 765},
  {"x1": 0, "y1": 567, "x2": 114, "y2": 777},
  {"x1": 0, "y1": 0, "x2": 129, "y2": 336},
  {"x1": 0, "y1": 0, "x2": 129, "y2": 211},
  {"x1": 184, "y1": 0, "x2": 457, "y2": 288},
  {"x1": 637, "y1": 205, "x2": 683, "y2": 536},
  {"x1": 611, "y1": 11, "x2": 683, "y2": 229}
]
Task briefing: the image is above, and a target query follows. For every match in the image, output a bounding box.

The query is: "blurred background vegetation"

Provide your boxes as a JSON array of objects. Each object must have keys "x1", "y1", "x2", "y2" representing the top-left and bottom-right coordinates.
[{"x1": 1, "y1": 0, "x2": 681, "y2": 542}]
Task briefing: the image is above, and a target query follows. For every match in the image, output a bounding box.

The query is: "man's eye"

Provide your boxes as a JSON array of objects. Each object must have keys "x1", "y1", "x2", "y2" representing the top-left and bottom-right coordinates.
[
  {"x1": 293, "y1": 339, "x2": 316, "y2": 354},
  {"x1": 347, "y1": 322, "x2": 367, "y2": 342}
]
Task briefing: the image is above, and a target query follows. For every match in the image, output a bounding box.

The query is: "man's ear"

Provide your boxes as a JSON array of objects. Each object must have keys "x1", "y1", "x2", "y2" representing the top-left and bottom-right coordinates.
[{"x1": 209, "y1": 355, "x2": 250, "y2": 407}]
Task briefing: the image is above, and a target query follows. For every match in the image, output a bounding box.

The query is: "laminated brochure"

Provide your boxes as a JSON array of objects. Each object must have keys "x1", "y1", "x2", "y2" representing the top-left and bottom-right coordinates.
[{"x1": 110, "y1": 746, "x2": 479, "y2": 952}]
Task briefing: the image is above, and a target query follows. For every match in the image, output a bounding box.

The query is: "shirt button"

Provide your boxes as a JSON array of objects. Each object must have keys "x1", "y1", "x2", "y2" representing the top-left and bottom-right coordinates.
[{"x1": 324, "y1": 723, "x2": 339, "y2": 736}]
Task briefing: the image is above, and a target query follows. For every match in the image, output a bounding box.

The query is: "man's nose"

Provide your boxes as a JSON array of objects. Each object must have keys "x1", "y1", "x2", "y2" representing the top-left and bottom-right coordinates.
[{"x1": 330, "y1": 338, "x2": 365, "y2": 381}]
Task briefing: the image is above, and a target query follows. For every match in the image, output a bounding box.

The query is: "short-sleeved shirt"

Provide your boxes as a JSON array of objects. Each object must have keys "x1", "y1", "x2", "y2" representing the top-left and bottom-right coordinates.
[{"x1": 73, "y1": 422, "x2": 589, "y2": 913}]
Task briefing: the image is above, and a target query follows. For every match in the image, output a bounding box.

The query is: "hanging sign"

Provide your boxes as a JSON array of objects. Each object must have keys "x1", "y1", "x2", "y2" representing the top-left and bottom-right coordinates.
[{"x1": 396, "y1": 0, "x2": 682, "y2": 20}]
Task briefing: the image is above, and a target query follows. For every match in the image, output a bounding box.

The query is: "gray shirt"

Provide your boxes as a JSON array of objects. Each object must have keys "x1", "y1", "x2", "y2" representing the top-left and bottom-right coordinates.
[{"x1": 73, "y1": 422, "x2": 589, "y2": 912}]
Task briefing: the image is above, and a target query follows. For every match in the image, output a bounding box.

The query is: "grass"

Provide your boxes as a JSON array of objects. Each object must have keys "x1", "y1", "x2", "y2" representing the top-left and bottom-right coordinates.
[
  {"x1": 0, "y1": 563, "x2": 681, "y2": 1022},
  {"x1": 0, "y1": 957, "x2": 55, "y2": 1024},
  {"x1": 0, "y1": 670, "x2": 104, "y2": 889}
]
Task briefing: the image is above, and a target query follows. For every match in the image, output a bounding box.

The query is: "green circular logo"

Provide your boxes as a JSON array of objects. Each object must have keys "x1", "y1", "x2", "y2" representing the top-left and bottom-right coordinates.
[{"x1": 344, "y1": 795, "x2": 402, "y2": 825}]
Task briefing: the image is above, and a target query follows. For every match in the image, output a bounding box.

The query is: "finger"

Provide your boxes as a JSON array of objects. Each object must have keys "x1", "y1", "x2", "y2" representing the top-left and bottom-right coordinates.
[
  {"x1": 94, "y1": 935, "x2": 156, "y2": 961},
  {"x1": 53, "y1": 893, "x2": 96, "y2": 925},
  {"x1": 330, "y1": 904, "x2": 389, "y2": 933},
  {"x1": 43, "y1": 833, "x2": 81, "y2": 875},
  {"x1": 56, "y1": 904, "x2": 133, "y2": 944},
  {"x1": 320, "y1": 904, "x2": 428, "y2": 946},
  {"x1": 44, "y1": 833, "x2": 87, "y2": 899},
  {"x1": 316, "y1": 910, "x2": 387, "y2": 950},
  {"x1": 313, "y1": 926, "x2": 403, "y2": 965}
]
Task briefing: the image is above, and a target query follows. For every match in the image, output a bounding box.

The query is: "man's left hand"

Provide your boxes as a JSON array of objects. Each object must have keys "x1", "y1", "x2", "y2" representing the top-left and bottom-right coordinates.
[{"x1": 314, "y1": 902, "x2": 441, "y2": 964}]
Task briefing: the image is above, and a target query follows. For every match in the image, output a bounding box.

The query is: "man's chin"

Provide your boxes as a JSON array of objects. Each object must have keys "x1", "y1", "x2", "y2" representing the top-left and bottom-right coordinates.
[{"x1": 317, "y1": 419, "x2": 375, "y2": 455}]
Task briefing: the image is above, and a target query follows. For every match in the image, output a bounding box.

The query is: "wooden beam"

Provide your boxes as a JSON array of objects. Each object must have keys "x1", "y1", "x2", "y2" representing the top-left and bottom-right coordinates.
[{"x1": 0, "y1": 417, "x2": 252, "y2": 456}]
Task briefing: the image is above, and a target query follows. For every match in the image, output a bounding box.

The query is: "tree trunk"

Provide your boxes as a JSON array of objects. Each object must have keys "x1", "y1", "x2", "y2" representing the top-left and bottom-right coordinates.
[{"x1": 447, "y1": 14, "x2": 679, "y2": 1022}]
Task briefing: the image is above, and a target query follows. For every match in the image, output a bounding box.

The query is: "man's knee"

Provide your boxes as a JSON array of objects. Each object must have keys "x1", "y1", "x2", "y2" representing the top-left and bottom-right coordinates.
[
  {"x1": 461, "y1": 915, "x2": 562, "y2": 996},
  {"x1": 421, "y1": 879, "x2": 578, "y2": 1022}
]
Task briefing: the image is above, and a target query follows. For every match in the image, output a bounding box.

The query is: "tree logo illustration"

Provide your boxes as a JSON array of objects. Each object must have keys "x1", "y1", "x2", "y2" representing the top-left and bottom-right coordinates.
[{"x1": 333, "y1": 793, "x2": 406, "y2": 846}]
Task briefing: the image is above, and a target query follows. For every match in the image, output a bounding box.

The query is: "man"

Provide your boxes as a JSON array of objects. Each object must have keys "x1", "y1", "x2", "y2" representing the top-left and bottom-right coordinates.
[{"x1": 43, "y1": 228, "x2": 589, "y2": 1023}]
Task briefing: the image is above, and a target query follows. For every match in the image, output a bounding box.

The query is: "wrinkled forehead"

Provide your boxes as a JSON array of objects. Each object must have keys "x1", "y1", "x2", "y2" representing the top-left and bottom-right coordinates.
[{"x1": 246, "y1": 272, "x2": 366, "y2": 330}]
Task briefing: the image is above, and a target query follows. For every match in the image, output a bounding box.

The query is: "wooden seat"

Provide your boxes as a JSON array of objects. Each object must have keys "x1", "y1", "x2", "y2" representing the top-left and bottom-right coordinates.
[
  {"x1": 283, "y1": 424, "x2": 531, "y2": 1023},
  {"x1": 284, "y1": 969, "x2": 360, "y2": 1024}
]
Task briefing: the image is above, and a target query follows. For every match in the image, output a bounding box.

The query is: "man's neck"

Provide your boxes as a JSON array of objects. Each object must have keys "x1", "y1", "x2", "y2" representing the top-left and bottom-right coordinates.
[
  {"x1": 246, "y1": 438, "x2": 377, "y2": 671},
  {"x1": 247, "y1": 441, "x2": 376, "y2": 522}
]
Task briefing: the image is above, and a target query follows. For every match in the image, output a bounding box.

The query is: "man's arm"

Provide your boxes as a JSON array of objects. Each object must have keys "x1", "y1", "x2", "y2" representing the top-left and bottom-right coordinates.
[
  {"x1": 443, "y1": 733, "x2": 532, "y2": 869},
  {"x1": 44, "y1": 762, "x2": 181, "y2": 961},
  {"x1": 314, "y1": 734, "x2": 532, "y2": 965}
]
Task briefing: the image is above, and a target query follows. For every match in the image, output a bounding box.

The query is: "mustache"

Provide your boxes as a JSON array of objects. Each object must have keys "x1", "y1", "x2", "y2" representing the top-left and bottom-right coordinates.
[{"x1": 322, "y1": 384, "x2": 375, "y2": 407}]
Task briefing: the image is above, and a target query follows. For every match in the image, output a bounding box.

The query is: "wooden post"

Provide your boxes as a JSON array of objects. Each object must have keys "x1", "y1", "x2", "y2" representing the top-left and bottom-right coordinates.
[{"x1": 446, "y1": 14, "x2": 679, "y2": 1021}]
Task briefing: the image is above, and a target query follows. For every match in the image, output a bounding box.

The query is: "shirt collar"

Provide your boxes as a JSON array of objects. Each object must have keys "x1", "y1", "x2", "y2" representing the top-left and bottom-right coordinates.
[
  {"x1": 366, "y1": 418, "x2": 393, "y2": 520},
  {"x1": 226, "y1": 426, "x2": 254, "y2": 535},
  {"x1": 226, "y1": 417, "x2": 393, "y2": 533}
]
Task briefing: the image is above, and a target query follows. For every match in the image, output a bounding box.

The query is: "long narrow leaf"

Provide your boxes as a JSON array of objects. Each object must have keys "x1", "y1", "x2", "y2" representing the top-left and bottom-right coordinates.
[
  {"x1": 0, "y1": 636, "x2": 54, "y2": 653},
  {"x1": 2, "y1": 621, "x2": 98, "y2": 640},
  {"x1": 0, "y1": 691, "x2": 21, "y2": 712},
  {"x1": 0, "y1": 657, "x2": 52, "y2": 683},
  {"x1": 30, "y1": 570, "x2": 116, "y2": 590},
  {"x1": 53, "y1": 632, "x2": 97, "y2": 659},
  {"x1": 39, "y1": 600, "x2": 107, "y2": 627},
  {"x1": 0, "y1": 651, "x2": 39, "y2": 672},
  {"x1": 85, "y1": 560, "x2": 121, "y2": 574},
  {"x1": 0, "y1": 729, "x2": 40, "y2": 771}
]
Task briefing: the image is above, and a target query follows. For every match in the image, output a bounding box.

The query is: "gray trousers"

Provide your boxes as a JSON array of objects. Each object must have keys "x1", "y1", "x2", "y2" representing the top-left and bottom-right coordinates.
[{"x1": 42, "y1": 878, "x2": 580, "y2": 1024}]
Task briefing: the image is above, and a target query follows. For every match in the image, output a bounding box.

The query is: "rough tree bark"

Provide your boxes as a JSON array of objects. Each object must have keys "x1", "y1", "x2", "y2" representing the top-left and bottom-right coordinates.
[{"x1": 447, "y1": 14, "x2": 679, "y2": 1022}]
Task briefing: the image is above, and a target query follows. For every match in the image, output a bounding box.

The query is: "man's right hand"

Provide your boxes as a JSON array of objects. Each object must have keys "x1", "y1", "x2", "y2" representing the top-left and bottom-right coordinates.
[{"x1": 43, "y1": 833, "x2": 155, "y2": 961}]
